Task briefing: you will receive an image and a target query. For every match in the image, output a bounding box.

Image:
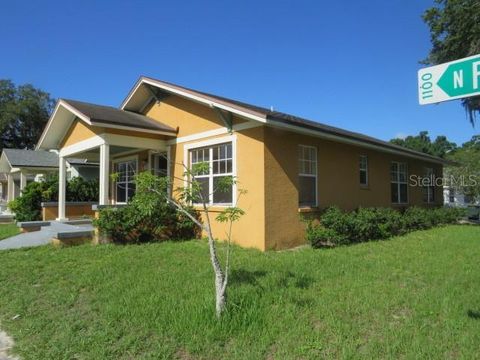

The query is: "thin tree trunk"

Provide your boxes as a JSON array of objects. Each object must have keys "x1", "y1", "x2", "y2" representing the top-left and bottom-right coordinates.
[{"x1": 203, "y1": 204, "x2": 227, "y2": 318}]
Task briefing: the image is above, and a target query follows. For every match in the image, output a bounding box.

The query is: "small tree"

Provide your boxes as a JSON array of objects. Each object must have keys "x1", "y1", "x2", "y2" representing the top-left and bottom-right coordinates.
[{"x1": 135, "y1": 160, "x2": 246, "y2": 318}]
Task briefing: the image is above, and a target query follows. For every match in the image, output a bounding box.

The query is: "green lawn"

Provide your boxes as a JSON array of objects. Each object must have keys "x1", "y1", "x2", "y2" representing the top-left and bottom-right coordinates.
[
  {"x1": 0, "y1": 225, "x2": 479, "y2": 359},
  {"x1": 0, "y1": 223, "x2": 20, "y2": 240}
]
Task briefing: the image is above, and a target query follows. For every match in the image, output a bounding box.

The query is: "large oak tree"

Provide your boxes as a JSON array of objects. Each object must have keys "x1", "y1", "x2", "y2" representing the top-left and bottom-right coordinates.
[{"x1": 0, "y1": 80, "x2": 54, "y2": 150}]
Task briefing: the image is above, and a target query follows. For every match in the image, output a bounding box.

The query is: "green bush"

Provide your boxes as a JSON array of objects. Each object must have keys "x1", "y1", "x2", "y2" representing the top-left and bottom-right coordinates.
[
  {"x1": 8, "y1": 175, "x2": 98, "y2": 222},
  {"x1": 304, "y1": 220, "x2": 348, "y2": 248},
  {"x1": 94, "y1": 172, "x2": 201, "y2": 244},
  {"x1": 8, "y1": 181, "x2": 51, "y2": 222},
  {"x1": 66, "y1": 177, "x2": 99, "y2": 202},
  {"x1": 305, "y1": 206, "x2": 465, "y2": 248}
]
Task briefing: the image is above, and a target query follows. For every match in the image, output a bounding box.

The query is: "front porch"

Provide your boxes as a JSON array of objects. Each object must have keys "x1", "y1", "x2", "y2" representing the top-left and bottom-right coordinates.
[
  {"x1": 35, "y1": 99, "x2": 177, "y2": 221},
  {"x1": 56, "y1": 132, "x2": 172, "y2": 220}
]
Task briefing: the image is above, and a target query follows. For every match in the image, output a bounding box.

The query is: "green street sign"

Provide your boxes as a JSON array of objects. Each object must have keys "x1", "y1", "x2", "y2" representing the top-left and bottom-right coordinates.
[{"x1": 418, "y1": 54, "x2": 480, "y2": 105}]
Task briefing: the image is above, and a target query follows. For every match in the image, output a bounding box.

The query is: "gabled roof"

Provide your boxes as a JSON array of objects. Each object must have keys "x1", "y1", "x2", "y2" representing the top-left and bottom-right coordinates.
[
  {"x1": 61, "y1": 99, "x2": 176, "y2": 134},
  {"x1": 2, "y1": 149, "x2": 59, "y2": 168},
  {"x1": 122, "y1": 76, "x2": 447, "y2": 164},
  {"x1": 37, "y1": 98, "x2": 177, "y2": 150}
]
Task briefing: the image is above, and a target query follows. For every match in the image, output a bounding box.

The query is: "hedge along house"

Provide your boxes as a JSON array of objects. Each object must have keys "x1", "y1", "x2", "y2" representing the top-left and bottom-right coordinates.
[{"x1": 36, "y1": 77, "x2": 446, "y2": 250}]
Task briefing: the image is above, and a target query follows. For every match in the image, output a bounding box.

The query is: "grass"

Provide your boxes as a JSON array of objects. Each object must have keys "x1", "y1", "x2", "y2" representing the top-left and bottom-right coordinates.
[
  {"x1": 0, "y1": 225, "x2": 479, "y2": 359},
  {"x1": 0, "y1": 223, "x2": 20, "y2": 240}
]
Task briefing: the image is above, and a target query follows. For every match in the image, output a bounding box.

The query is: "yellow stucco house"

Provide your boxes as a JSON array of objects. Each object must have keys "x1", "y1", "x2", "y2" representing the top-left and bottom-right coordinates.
[{"x1": 36, "y1": 77, "x2": 446, "y2": 250}]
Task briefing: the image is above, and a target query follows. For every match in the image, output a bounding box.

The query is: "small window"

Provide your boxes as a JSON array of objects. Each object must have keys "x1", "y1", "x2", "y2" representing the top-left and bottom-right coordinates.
[
  {"x1": 391, "y1": 162, "x2": 408, "y2": 204},
  {"x1": 448, "y1": 188, "x2": 455, "y2": 203},
  {"x1": 115, "y1": 159, "x2": 137, "y2": 203},
  {"x1": 298, "y1": 145, "x2": 317, "y2": 207},
  {"x1": 423, "y1": 168, "x2": 435, "y2": 203},
  {"x1": 359, "y1": 155, "x2": 368, "y2": 186}
]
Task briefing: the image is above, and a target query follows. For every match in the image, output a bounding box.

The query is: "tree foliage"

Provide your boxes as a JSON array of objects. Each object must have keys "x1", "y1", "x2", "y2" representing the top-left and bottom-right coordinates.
[
  {"x1": 0, "y1": 80, "x2": 55, "y2": 150},
  {"x1": 445, "y1": 135, "x2": 480, "y2": 201},
  {"x1": 422, "y1": 0, "x2": 480, "y2": 123},
  {"x1": 390, "y1": 131, "x2": 457, "y2": 158}
]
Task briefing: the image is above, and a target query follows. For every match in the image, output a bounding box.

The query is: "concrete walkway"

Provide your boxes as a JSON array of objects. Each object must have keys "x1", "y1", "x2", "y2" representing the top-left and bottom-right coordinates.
[
  {"x1": 0, "y1": 221, "x2": 94, "y2": 251},
  {"x1": 0, "y1": 327, "x2": 18, "y2": 360}
]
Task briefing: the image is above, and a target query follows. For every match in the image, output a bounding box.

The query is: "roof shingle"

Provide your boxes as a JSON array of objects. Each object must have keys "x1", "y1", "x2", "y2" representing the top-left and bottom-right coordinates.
[{"x1": 62, "y1": 99, "x2": 176, "y2": 134}]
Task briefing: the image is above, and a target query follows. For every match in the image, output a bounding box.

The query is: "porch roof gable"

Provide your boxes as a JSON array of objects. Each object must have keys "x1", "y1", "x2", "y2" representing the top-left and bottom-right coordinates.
[{"x1": 36, "y1": 99, "x2": 177, "y2": 150}]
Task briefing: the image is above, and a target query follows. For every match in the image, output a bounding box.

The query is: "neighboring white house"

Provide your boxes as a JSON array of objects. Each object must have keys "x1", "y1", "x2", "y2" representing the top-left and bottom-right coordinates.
[
  {"x1": 0, "y1": 149, "x2": 98, "y2": 214},
  {"x1": 443, "y1": 186, "x2": 478, "y2": 207}
]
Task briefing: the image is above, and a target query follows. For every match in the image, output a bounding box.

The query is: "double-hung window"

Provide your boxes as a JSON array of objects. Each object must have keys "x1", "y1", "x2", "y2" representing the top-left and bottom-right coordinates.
[
  {"x1": 359, "y1": 155, "x2": 368, "y2": 186},
  {"x1": 190, "y1": 142, "x2": 233, "y2": 205},
  {"x1": 423, "y1": 167, "x2": 435, "y2": 203},
  {"x1": 115, "y1": 159, "x2": 137, "y2": 203},
  {"x1": 391, "y1": 161, "x2": 408, "y2": 204},
  {"x1": 298, "y1": 145, "x2": 317, "y2": 207}
]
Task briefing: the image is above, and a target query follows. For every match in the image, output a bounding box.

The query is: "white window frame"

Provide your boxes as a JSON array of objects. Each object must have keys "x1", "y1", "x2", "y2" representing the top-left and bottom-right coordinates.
[
  {"x1": 112, "y1": 155, "x2": 139, "y2": 204},
  {"x1": 424, "y1": 167, "x2": 435, "y2": 204},
  {"x1": 298, "y1": 144, "x2": 318, "y2": 207},
  {"x1": 391, "y1": 161, "x2": 408, "y2": 204},
  {"x1": 184, "y1": 135, "x2": 237, "y2": 207},
  {"x1": 359, "y1": 155, "x2": 368, "y2": 186}
]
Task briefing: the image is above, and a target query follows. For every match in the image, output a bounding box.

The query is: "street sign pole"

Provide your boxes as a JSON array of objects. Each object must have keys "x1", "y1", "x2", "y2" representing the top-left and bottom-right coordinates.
[{"x1": 418, "y1": 54, "x2": 480, "y2": 105}]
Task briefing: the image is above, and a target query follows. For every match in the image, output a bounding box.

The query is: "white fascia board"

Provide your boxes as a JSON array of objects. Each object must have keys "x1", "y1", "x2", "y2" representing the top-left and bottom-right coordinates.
[
  {"x1": 266, "y1": 120, "x2": 445, "y2": 164},
  {"x1": 36, "y1": 100, "x2": 91, "y2": 150},
  {"x1": 60, "y1": 136, "x2": 105, "y2": 157},
  {"x1": 122, "y1": 78, "x2": 267, "y2": 124},
  {"x1": 167, "y1": 121, "x2": 261, "y2": 145},
  {"x1": 36, "y1": 101, "x2": 63, "y2": 150},
  {"x1": 59, "y1": 100, "x2": 91, "y2": 124}
]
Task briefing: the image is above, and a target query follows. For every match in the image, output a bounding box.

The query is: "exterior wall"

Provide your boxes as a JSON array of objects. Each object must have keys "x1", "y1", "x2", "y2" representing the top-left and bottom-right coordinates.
[
  {"x1": 61, "y1": 119, "x2": 101, "y2": 148},
  {"x1": 263, "y1": 127, "x2": 444, "y2": 250},
  {"x1": 167, "y1": 124, "x2": 266, "y2": 250},
  {"x1": 42, "y1": 202, "x2": 96, "y2": 221},
  {"x1": 145, "y1": 95, "x2": 245, "y2": 138},
  {"x1": 61, "y1": 119, "x2": 168, "y2": 149}
]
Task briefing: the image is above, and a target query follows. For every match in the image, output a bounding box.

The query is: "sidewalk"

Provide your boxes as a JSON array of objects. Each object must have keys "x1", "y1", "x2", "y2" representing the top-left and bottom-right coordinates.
[{"x1": 0, "y1": 221, "x2": 94, "y2": 251}]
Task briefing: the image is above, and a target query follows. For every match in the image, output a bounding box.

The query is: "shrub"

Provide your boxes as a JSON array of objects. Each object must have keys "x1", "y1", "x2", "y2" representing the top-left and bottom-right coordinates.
[
  {"x1": 94, "y1": 172, "x2": 201, "y2": 244},
  {"x1": 305, "y1": 221, "x2": 348, "y2": 248},
  {"x1": 349, "y1": 207, "x2": 406, "y2": 243},
  {"x1": 433, "y1": 207, "x2": 466, "y2": 224},
  {"x1": 8, "y1": 181, "x2": 50, "y2": 222},
  {"x1": 306, "y1": 206, "x2": 465, "y2": 248},
  {"x1": 319, "y1": 206, "x2": 352, "y2": 235},
  {"x1": 67, "y1": 177, "x2": 99, "y2": 201},
  {"x1": 403, "y1": 207, "x2": 434, "y2": 230}
]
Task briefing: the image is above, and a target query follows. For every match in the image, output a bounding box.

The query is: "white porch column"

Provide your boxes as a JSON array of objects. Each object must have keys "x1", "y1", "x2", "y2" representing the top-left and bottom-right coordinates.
[
  {"x1": 99, "y1": 143, "x2": 110, "y2": 205},
  {"x1": 57, "y1": 156, "x2": 67, "y2": 221},
  {"x1": 7, "y1": 174, "x2": 14, "y2": 202},
  {"x1": 19, "y1": 172, "x2": 27, "y2": 193}
]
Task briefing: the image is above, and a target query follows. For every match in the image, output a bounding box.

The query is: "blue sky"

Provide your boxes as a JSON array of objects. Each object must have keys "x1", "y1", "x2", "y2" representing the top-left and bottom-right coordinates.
[{"x1": 0, "y1": 0, "x2": 476, "y2": 145}]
